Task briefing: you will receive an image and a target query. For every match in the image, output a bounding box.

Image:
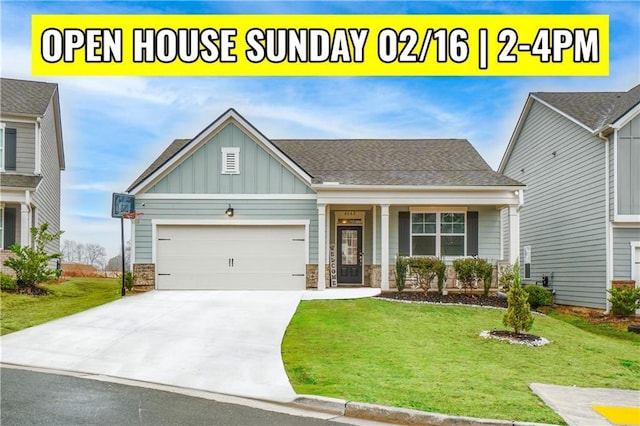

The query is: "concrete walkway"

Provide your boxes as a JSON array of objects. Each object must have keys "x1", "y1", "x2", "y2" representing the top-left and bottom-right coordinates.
[
  {"x1": 531, "y1": 383, "x2": 640, "y2": 426},
  {"x1": 0, "y1": 288, "x2": 379, "y2": 403}
]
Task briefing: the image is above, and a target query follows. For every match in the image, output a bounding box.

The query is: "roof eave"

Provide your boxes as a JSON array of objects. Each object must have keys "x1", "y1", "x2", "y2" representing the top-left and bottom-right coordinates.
[{"x1": 312, "y1": 184, "x2": 526, "y2": 191}]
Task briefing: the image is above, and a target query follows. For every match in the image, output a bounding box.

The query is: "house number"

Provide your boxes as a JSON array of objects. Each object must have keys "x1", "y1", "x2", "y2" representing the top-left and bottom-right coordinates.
[{"x1": 344, "y1": 211, "x2": 356, "y2": 216}]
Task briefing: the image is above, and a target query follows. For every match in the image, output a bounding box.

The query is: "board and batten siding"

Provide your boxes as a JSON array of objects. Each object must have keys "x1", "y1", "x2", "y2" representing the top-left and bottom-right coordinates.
[
  {"x1": 503, "y1": 100, "x2": 607, "y2": 308},
  {"x1": 147, "y1": 123, "x2": 313, "y2": 195},
  {"x1": 612, "y1": 227, "x2": 640, "y2": 279},
  {"x1": 617, "y1": 114, "x2": 640, "y2": 215},
  {"x1": 3, "y1": 121, "x2": 35, "y2": 173},
  {"x1": 134, "y1": 199, "x2": 318, "y2": 264},
  {"x1": 30, "y1": 101, "x2": 62, "y2": 255}
]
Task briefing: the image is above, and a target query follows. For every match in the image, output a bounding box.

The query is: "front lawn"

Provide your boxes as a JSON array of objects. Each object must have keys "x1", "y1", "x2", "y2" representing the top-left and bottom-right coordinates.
[
  {"x1": 0, "y1": 277, "x2": 121, "y2": 335},
  {"x1": 282, "y1": 299, "x2": 640, "y2": 424}
]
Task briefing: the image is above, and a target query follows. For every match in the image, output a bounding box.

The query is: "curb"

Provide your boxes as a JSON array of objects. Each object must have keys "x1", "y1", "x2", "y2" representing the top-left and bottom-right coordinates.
[{"x1": 291, "y1": 395, "x2": 552, "y2": 426}]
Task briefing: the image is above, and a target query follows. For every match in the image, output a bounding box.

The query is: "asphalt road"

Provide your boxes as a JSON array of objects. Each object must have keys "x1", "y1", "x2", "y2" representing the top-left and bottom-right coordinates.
[{"x1": 0, "y1": 368, "x2": 342, "y2": 426}]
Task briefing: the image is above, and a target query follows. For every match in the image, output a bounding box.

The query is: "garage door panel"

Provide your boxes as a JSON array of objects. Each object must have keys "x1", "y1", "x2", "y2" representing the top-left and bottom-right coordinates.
[{"x1": 156, "y1": 225, "x2": 306, "y2": 290}]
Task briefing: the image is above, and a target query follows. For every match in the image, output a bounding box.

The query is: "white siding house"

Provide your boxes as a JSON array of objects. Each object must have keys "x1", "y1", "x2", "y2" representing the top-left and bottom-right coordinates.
[{"x1": 500, "y1": 84, "x2": 640, "y2": 309}]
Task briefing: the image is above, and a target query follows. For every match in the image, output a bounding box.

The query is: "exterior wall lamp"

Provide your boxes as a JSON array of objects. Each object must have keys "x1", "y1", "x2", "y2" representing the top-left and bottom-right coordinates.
[{"x1": 225, "y1": 204, "x2": 234, "y2": 217}]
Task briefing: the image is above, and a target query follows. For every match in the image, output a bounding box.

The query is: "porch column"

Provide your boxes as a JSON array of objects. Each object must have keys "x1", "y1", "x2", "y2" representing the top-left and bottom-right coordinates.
[
  {"x1": 20, "y1": 203, "x2": 31, "y2": 246},
  {"x1": 380, "y1": 204, "x2": 390, "y2": 290},
  {"x1": 317, "y1": 204, "x2": 327, "y2": 290},
  {"x1": 509, "y1": 205, "x2": 520, "y2": 265}
]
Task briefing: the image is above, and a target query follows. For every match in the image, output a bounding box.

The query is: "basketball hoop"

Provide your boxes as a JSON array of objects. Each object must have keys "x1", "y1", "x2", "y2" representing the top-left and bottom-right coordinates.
[{"x1": 122, "y1": 212, "x2": 144, "y2": 220}]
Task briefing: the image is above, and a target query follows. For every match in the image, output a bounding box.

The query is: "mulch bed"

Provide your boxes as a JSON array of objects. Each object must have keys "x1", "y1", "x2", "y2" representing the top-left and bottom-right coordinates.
[
  {"x1": 2, "y1": 285, "x2": 49, "y2": 296},
  {"x1": 376, "y1": 291, "x2": 508, "y2": 308}
]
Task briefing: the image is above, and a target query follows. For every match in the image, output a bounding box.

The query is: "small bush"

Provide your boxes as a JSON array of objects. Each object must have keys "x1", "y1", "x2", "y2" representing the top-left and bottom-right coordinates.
[
  {"x1": 406, "y1": 257, "x2": 446, "y2": 293},
  {"x1": 524, "y1": 285, "x2": 553, "y2": 309},
  {"x1": 124, "y1": 270, "x2": 136, "y2": 292},
  {"x1": 453, "y1": 257, "x2": 493, "y2": 294},
  {"x1": 436, "y1": 259, "x2": 447, "y2": 294},
  {"x1": 607, "y1": 287, "x2": 640, "y2": 317},
  {"x1": 503, "y1": 264, "x2": 533, "y2": 334},
  {"x1": 498, "y1": 264, "x2": 514, "y2": 292},
  {"x1": 395, "y1": 256, "x2": 408, "y2": 292},
  {"x1": 1, "y1": 273, "x2": 17, "y2": 290}
]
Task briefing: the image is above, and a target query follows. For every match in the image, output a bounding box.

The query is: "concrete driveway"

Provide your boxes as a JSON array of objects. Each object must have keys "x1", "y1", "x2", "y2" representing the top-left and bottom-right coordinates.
[{"x1": 1, "y1": 291, "x2": 307, "y2": 402}]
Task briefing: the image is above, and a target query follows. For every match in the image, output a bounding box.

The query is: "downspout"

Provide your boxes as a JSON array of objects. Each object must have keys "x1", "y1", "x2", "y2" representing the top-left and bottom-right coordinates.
[{"x1": 598, "y1": 130, "x2": 612, "y2": 314}]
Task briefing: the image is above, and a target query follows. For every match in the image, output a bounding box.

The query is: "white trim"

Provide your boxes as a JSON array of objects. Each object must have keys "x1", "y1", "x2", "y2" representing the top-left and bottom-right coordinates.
[
  {"x1": 334, "y1": 210, "x2": 366, "y2": 285},
  {"x1": 0, "y1": 122, "x2": 5, "y2": 172},
  {"x1": 614, "y1": 215, "x2": 640, "y2": 223},
  {"x1": 409, "y1": 211, "x2": 467, "y2": 257},
  {"x1": 151, "y1": 219, "x2": 311, "y2": 276},
  {"x1": 130, "y1": 109, "x2": 313, "y2": 194},
  {"x1": 409, "y1": 206, "x2": 468, "y2": 213},
  {"x1": 380, "y1": 204, "x2": 390, "y2": 290},
  {"x1": 611, "y1": 104, "x2": 640, "y2": 130},
  {"x1": 0, "y1": 115, "x2": 38, "y2": 123},
  {"x1": 372, "y1": 205, "x2": 377, "y2": 265},
  {"x1": 0, "y1": 205, "x2": 3, "y2": 249},
  {"x1": 613, "y1": 128, "x2": 618, "y2": 218},
  {"x1": 604, "y1": 132, "x2": 612, "y2": 313},
  {"x1": 631, "y1": 241, "x2": 640, "y2": 284},
  {"x1": 317, "y1": 189, "x2": 520, "y2": 207},
  {"x1": 136, "y1": 193, "x2": 317, "y2": 200},
  {"x1": 313, "y1": 184, "x2": 524, "y2": 192},
  {"x1": 35, "y1": 119, "x2": 42, "y2": 175},
  {"x1": 530, "y1": 95, "x2": 595, "y2": 132},
  {"x1": 221, "y1": 146, "x2": 240, "y2": 175},
  {"x1": 130, "y1": 219, "x2": 135, "y2": 269},
  {"x1": 499, "y1": 208, "x2": 505, "y2": 261}
]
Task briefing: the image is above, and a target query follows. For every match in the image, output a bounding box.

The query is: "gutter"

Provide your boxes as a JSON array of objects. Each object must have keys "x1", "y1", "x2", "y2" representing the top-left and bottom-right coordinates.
[{"x1": 597, "y1": 130, "x2": 612, "y2": 314}]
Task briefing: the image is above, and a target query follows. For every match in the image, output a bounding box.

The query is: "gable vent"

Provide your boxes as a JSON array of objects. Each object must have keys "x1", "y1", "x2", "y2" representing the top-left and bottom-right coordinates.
[{"x1": 221, "y1": 147, "x2": 240, "y2": 174}]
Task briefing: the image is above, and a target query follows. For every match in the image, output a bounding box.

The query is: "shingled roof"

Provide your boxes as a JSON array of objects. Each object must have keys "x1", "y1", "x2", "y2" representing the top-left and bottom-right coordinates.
[
  {"x1": 533, "y1": 84, "x2": 640, "y2": 131},
  {"x1": 0, "y1": 174, "x2": 43, "y2": 189},
  {"x1": 272, "y1": 139, "x2": 522, "y2": 186},
  {"x1": 1, "y1": 78, "x2": 58, "y2": 116}
]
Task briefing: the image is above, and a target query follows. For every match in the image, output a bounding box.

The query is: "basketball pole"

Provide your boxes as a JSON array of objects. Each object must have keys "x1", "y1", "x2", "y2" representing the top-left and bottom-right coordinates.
[{"x1": 120, "y1": 215, "x2": 126, "y2": 296}]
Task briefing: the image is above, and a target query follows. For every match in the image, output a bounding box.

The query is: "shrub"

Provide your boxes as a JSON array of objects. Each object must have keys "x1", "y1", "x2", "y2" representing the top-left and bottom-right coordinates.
[
  {"x1": 503, "y1": 264, "x2": 533, "y2": 334},
  {"x1": 524, "y1": 285, "x2": 553, "y2": 309},
  {"x1": 406, "y1": 257, "x2": 446, "y2": 293},
  {"x1": 395, "y1": 256, "x2": 408, "y2": 292},
  {"x1": 607, "y1": 287, "x2": 640, "y2": 317},
  {"x1": 0, "y1": 273, "x2": 17, "y2": 290},
  {"x1": 498, "y1": 264, "x2": 514, "y2": 292},
  {"x1": 124, "y1": 270, "x2": 136, "y2": 292},
  {"x1": 452, "y1": 257, "x2": 494, "y2": 294},
  {"x1": 435, "y1": 258, "x2": 447, "y2": 294},
  {"x1": 3, "y1": 223, "x2": 63, "y2": 288}
]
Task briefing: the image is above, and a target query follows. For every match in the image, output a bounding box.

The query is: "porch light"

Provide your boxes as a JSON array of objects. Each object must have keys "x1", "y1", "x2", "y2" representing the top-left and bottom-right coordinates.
[{"x1": 225, "y1": 204, "x2": 234, "y2": 217}]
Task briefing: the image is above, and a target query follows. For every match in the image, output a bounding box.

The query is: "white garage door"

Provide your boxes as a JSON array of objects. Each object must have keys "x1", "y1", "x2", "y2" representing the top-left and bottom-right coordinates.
[{"x1": 156, "y1": 225, "x2": 306, "y2": 290}]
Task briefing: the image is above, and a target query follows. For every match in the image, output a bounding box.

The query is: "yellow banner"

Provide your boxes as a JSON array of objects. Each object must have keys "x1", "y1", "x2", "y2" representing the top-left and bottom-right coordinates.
[{"x1": 32, "y1": 14, "x2": 609, "y2": 76}]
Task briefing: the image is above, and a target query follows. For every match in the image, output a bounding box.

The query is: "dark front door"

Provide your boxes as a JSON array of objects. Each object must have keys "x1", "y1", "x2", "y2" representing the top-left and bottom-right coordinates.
[{"x1": 337, "y1": 226, "x2": 362, "y2": 284}]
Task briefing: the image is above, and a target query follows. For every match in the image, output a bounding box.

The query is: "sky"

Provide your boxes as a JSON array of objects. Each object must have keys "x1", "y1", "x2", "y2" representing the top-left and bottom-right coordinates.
[{"x1": 1, "y1": 0, "x2": 639, "y2": 261}]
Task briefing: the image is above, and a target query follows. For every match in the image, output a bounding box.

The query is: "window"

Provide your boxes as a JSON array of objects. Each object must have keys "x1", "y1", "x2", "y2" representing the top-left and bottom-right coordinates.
[
  {"x1": 411, "y1": 212, "x2": 466, "y2": 257},
  {"x1": 221, "y1": 147, "x2": 240, "y2": 174},
  {"x1": 523, "y1": 245, "x2": 531, "y2": 279}
]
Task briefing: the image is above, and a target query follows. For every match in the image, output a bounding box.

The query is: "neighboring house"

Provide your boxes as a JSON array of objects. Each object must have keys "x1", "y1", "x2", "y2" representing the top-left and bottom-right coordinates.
[
  {"x1": 0, "y1": 78, "x2": 65, "y2": 271},
  {"x1": 499, "y1": 84, "x2": 640, "y2": 309},
  {"x1": 127, "y1": 108, "x2": 524, "y2": 291}
]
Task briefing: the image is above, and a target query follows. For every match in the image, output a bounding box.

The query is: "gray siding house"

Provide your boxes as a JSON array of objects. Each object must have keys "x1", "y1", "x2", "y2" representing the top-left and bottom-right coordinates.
[
  {"x1": 0, "y1": 78, "x2": 65, "y2": 269},
  {"x1": 128, "y1": 109, "x2": 524, "y2": 291},
  {"x1": 499, "y1": 84, "x2": 640, "y2": 309}
]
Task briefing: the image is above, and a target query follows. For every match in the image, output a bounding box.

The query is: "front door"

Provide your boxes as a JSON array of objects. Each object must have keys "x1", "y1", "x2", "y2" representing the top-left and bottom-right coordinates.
[{"x1": 337, "y1": 226, "x2": 362, "y2": 284}]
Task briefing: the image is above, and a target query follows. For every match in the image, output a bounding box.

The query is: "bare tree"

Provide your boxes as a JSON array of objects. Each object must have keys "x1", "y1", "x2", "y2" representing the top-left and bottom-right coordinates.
[{"x1": 85, "y1": 243, "x2": 107, "y2": 269}]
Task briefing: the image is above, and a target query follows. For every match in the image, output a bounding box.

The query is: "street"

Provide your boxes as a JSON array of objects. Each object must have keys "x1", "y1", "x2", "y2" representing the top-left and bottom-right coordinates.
[{"x1": 0, "y1": 368, "x2": 345, "y2": 426}]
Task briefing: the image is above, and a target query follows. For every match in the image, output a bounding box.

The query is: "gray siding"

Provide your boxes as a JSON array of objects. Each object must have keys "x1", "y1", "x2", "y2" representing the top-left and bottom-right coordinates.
[
  {"x1": 3, "y1": 121, "x2": 35, "y2": 173},
  {"x1": 612, "y1": 227, "x2": 640, "y2": 278},
  {"x1": 134, "y1": 199, "x2": 318, "y2": 264},
  {"x1": 147, "y1": 123, "x2": 313, "y2": 195},
  {"x1": 609, "y1": 133, "x2": 615, "y2": 219},
  {"x1": 501, "y1": 208, "x2": 510, "y2": 261},
  {"x1": 30, "y1": 102, "x2": 62, "y2": 255},
  {"x1": 503, "y1": 101, "x2": 607, "y2": 309},
  {"x1": 617, "y1": 114, "x2": 640, "y2": 215}
]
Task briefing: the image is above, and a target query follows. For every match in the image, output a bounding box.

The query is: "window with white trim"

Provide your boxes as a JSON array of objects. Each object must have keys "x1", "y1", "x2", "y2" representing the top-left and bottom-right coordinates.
[
  {"x1": 411, "y1": 212, "x2": 466, "y2": 256},
  {"x1": 221, "y1": 147, "x2": 240, "y2": 174}
]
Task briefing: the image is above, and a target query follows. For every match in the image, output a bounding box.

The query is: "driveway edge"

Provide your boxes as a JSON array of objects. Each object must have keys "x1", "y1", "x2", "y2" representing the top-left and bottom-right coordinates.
[{"x1": 291, "y1": 395, "x2": 551, "y2": 426}]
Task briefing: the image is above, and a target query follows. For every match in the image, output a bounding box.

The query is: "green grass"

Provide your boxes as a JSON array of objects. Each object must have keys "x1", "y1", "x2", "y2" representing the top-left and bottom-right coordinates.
[
  {"x1": 544, "y1": 308, "x2": 640, "y2": 343},
  {"x1": 0, "y1": 277, "x2": 121, "y2": 335},
  {"x1": 282, "y1": 299, "x2": 640, "y2": 424}
]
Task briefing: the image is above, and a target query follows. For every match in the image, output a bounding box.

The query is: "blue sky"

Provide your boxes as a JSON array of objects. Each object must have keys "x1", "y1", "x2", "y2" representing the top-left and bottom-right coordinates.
[{"x1": 1, "y1": 1, "x2": 639, "y2": 259}]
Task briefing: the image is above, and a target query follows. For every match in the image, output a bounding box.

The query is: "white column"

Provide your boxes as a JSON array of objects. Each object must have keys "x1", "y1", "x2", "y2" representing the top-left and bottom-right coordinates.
[
  {"x1": 509, "y1": 206, "x2": 520, "y2": 265},
  {"x1": 317, "y1": 204, "x2": 327, "y2": 290},
  {"x1": 20, "y1": 203, "x2": 31, "y2": 246},
  {"x1": 372, "y1": 206, "x2": 377, "y2": 265},
  {"x1": 381, "y1": 204, "x2": 390, "y2": 290}
]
